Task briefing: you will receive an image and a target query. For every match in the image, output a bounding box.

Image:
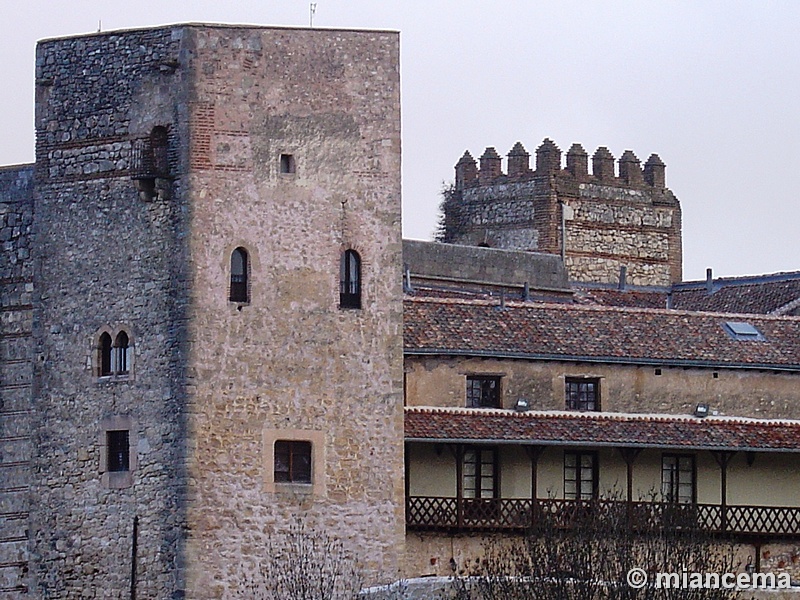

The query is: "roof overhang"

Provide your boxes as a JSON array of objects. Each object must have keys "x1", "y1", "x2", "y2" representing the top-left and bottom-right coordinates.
[
  {"x1": 404, "y1": 348, "x2": 800, "y2": 373},
  {"x1": 404, "y1": 407, "x2": 800, "y2": 454}
]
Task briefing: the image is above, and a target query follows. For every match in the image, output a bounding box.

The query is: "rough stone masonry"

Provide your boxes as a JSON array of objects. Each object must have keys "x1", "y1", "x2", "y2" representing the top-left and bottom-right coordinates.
[{"x1": 1, "y1": 24, "x2": 404, "y2": 599}]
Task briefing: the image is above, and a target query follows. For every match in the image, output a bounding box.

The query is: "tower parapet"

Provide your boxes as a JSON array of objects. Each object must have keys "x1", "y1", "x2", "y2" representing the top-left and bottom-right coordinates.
[
  {"x1": 566, "y1": 143, "x2": 589, "y2": 179},
  {"x1": 479, "y1": 146, "x2": 502, "y2": 182},
  {"x1": 592, "y1": 146, "x2": 616, "y2": 182},
  {"x1": 618, "y1": 150, "x2": 644, "y2": 186},
  {"x1": 507, "y1": 142, "x2": 530, "y2": 178},
  {"x1": 454, "y1": 150, "x2": 477, "y2": 190},
  {"x1": 444, "y1": 137, "x2": 682, "y2": 286},
  {"x1": 535, "y1": 138, "x2": 562, "y2": 174},
  {"x1": 644, "y1": 153, "x2": 666, "y2": 188}
]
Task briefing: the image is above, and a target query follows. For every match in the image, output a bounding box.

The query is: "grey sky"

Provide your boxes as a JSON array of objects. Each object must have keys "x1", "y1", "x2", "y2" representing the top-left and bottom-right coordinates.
[{"x1": 2, "y1": 1, "x2": 798, "y2": 281}]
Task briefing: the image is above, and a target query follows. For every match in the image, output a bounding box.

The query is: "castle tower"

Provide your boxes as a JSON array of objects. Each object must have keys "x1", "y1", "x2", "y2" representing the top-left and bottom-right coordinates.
[
  {"x1": 444, "y1": 138, "x2": 683, "y2": 286},
  {"x1": 28, "y1": 24, "x2": 403, "y2": 599}
]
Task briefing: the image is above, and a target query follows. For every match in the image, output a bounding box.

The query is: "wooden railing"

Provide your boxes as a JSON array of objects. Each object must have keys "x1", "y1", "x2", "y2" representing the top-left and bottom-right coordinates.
[{"x1": 406, "y1": 497, "x2": 800, "y2": 538}]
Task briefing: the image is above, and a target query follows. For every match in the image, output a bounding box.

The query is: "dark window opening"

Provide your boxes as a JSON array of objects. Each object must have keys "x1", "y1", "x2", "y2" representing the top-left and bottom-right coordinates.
[
  {"x1": 100, "y1": 332, "x2": 112, "y2": 376},
  {"x1": 150, "y1": 126, "x2": 169, "y2": 177},
  {"x1": 564, "y1": 451, "x2": 598, "y2": 500},
  {"x1": 662, "y1": 454, "x2": 695, "y2": 504},
  {"x1": 280, "y1": 154, "x2": 296, "y2": 174},
  {"x1": 463, "y1": 447, "x2": 498, "y2": 499},
  {"x1": 107, "y1": 430, "x2": 130, "y2": 472},
  {"x1": 274, "y1": 440, "x2": 312, "y2": 483},
  {"x1": 113, "y1": 331, "x2": 129, "y2": 375},
  {"x1": 339, "y1": 249, "x2": 361, "y2": 309},
  {"x1": 132, "y1": 126, "x2": 170, "y2": 180},
  {"x1": 566, "y1": 378, "x2": 599, "y2": 411},
  {"x1": 230, "y1": 247, "x2": 249, "y2": 303},
  {"x1": 466, "y1": 376, "x2": 501, "y2": 408}
]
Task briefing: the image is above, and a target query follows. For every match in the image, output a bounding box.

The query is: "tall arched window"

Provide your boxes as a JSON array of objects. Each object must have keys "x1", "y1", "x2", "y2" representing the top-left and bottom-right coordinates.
[
  {"x1": 230, "y1": 247, "x2": 249, "y2": 303},
  {"x1": 339, "y1": 249, "x2": 361, "y2": 309},
  {"x1": 113, "y1": 331, "x2": 130, "y2": 375},
  {"x1": 100, "y1": 332, "x2": 113, "y2": 376}
]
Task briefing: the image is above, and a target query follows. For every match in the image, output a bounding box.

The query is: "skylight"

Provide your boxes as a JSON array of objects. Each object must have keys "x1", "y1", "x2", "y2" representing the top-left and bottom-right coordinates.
[{"x1": 723, "y1": 321, "x2": 765, "y2": 341}]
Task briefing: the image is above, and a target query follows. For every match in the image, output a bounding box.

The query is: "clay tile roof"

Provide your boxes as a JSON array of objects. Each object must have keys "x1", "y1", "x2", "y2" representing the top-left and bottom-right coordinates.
[
  {"x1": 573, "y1": 288, "x2": 668, "y2": 309},
  {"x1": 672, "y1": 273, "x2": 800, "y2": 315},
  {"x1": 403, "y1": 297, "x2": 800, "y2": 370},
  {"x1": 405, "y1": 407, "x2": 800, "y2": 452}
]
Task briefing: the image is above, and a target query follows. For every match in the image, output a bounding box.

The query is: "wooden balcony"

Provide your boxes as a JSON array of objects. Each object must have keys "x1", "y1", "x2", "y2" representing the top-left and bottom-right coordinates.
[{"x1": 406, "y1": 496, "x2": 800, "y2": 540}]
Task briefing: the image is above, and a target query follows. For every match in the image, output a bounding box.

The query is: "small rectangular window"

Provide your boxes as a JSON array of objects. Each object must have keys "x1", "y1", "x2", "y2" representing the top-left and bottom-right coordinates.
[
  {"x1": 280, "y1": 154, "x2": 296, "y2": 174},
  {"x1": 274, "y1": 440, "x2": 312, "y2": 483},
  {"x1": 107, "y1": 430, "x2": 130, "y2": 472},
  {"x1": 565, "y1": 378, "x2": 600, "y2": 411},
  {"x1": 466, "y1": 376, "x2": 501, "y2": 408}
]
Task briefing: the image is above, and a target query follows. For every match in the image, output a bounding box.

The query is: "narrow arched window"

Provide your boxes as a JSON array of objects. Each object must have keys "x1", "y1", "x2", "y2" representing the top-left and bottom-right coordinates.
[
  {"x1": 230, "y1": 247, "x2": 249, "y2": 303},
  {"x1": 113, "y1": 331, "x2": 130, "y2": 375},
  {"x1": 339, "y1": 249, "x2": 361, "y2": 309},
  {"x1": 100, "y1": 333, "x2": 112, "y2": 376}
]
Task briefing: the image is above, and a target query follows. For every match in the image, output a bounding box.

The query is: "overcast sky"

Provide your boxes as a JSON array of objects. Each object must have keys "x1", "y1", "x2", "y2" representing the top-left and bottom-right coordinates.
[{"x1": 2, "y1": 1, "x2": 798, "y2": 281}]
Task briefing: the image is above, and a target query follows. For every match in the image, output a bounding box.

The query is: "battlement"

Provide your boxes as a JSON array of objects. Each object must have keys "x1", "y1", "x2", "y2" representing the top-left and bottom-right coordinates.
[
  {"x1": 443, "y1": 136, "x2": 682, "y2": 287},
  {"x1": 455, "y1": 138, "x2": 667, "y2": 191}
]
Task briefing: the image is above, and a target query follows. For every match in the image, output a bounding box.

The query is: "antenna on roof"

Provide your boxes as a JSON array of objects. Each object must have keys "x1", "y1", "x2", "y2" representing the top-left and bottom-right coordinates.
[
  {"x1": 98, "y1": 20, "x2": 102, "y2": 33},
  {"x1": 310, "y1": 3, "x2": 317, "y2": 27}
]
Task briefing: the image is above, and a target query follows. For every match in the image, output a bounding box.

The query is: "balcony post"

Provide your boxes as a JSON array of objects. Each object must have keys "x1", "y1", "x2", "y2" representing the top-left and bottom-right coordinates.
[
  {"x1": 712, "y1": 451, "x2": 736, "y2": 532},
  {"x1": 455, "y1": 444, "x2": 464, "y2": 529},
  {"x1": 526, "y1": 445, "x2": 544, "y2": 527},
  {"x1": 618, "y1": 448, "x2": 641, "y2": 503}
]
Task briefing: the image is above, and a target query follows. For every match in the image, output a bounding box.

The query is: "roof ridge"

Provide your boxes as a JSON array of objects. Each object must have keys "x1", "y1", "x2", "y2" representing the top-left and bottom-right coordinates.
[{"x1": 676, "y1": 271, "x2": 800, "y2": 288}]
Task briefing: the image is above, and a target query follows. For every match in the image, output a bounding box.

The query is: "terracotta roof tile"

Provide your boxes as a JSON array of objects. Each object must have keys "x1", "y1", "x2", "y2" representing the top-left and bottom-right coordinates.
[
  {"x1": 405, "y1": 407, "x2": 800, "y2": 452},
  {"x1": 573, "y1": 288, "x2": 668, "y2": 309},
  {"x1": 403, "y1": 297, "x2": 800, "y2": 369},
  {"x1": 673, "y1": 274, "x2": 800, "y2": 315}
]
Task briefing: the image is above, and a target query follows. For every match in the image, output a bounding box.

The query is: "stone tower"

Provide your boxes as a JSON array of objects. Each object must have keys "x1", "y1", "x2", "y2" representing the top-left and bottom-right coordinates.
[
  {"x1": 444, "y1": 139, "x2": 683, "y2": 286},
  {"x1": 21, "y1": 24, "x2": 403, "y2": 599}
]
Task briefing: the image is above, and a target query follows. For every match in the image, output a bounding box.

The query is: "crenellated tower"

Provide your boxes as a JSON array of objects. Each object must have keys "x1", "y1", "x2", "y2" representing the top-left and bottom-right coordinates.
[{"x1": 442, "y1": 138, "x2": 682, "y2": 286}]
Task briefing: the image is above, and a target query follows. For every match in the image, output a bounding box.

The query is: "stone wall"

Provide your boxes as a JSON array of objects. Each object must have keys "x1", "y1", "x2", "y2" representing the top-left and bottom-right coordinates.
[
  {"x1": 31, "y1": 27, "x2": 190, "y2": 599},
  {"x1": 402, "y1": 239, "x2": 570, "y2": 292},
  {"x1": 443, "y1": 140, "x2": 682, "y2": 286},
  {"x1": 26, "y1": 24, "x2": 405, "y2": 600},
  {"x1": 0, "y1": 165, "x2": 34, "y2": 599},
  {"x1": 180, "y1": 26, "x2": 404, "y2": 597}
]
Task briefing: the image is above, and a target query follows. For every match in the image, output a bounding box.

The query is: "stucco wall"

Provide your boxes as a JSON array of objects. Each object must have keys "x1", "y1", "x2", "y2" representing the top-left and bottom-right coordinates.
[
  {"x1": 408, "y1": 446, "x2": 800, "y2": 508},
  {"x1": 405, "y1": 355, "x2": 800, "y2": 419}
]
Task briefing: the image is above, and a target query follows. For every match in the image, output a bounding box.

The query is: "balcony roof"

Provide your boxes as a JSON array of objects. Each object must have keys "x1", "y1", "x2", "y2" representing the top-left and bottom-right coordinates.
[
  {"x1": 404, "y1": 296, "x2": 800, "y2": 371},
  {"x1": 405, "y1": 407, "x2": 800, "y2": 453}
]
